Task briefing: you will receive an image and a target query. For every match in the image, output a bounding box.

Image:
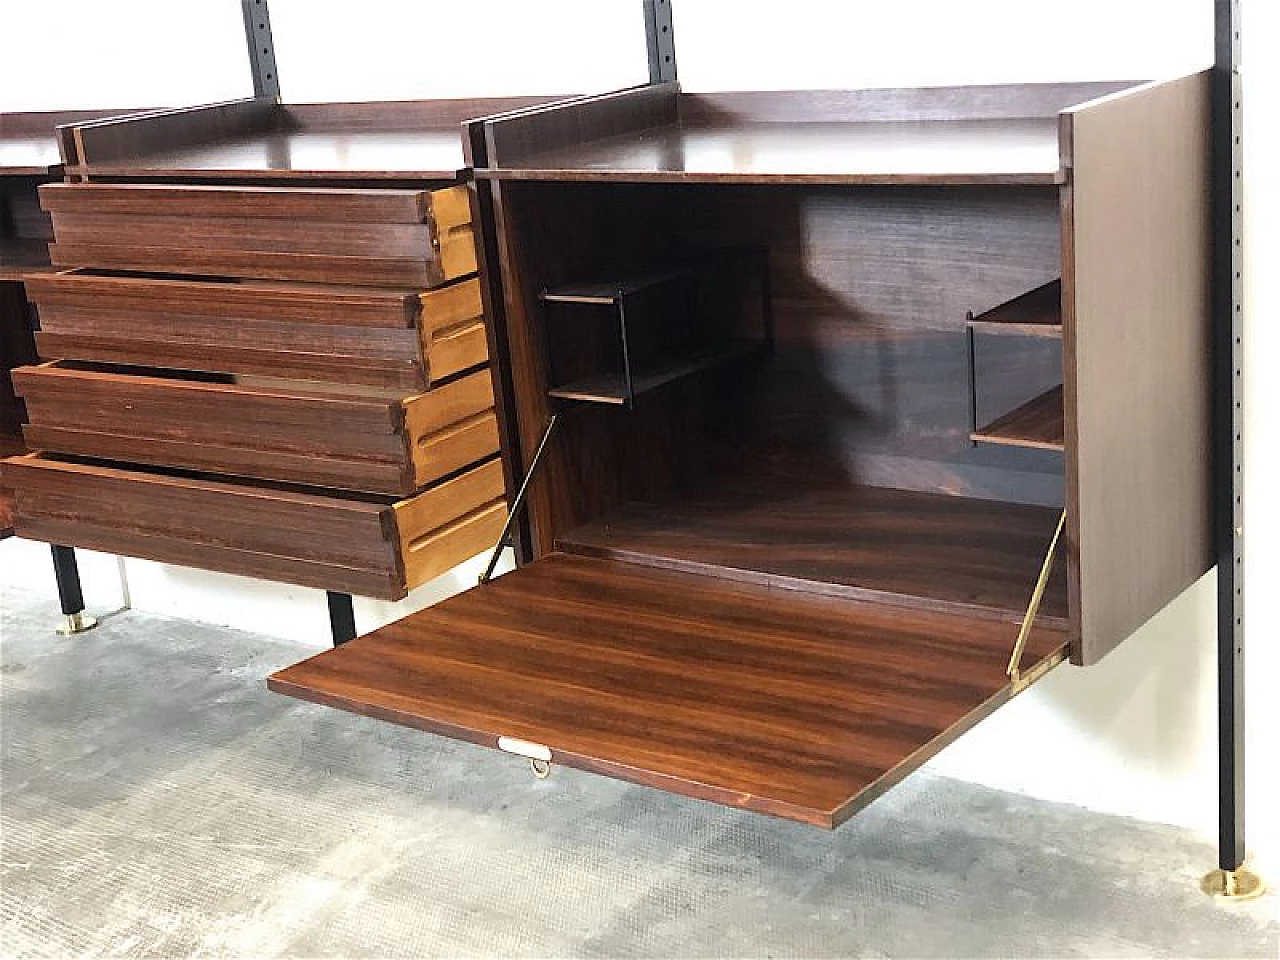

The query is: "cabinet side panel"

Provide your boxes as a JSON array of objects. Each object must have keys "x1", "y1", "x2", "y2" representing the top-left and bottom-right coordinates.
[{"x1": 1063, "y1": 72, "x2": 1213, "y2": 664}]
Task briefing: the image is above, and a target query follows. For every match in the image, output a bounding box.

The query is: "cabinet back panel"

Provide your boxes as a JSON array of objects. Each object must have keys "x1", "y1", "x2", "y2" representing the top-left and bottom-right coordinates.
[{"x1": 493, "y1": 182, "x2": 1065, "y2": 555}]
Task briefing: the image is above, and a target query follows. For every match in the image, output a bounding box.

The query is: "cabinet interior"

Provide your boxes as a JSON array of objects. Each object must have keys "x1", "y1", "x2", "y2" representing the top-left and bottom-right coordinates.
[{"x1": 500, "y1": 179, "x2": 1067, "y2": 628}]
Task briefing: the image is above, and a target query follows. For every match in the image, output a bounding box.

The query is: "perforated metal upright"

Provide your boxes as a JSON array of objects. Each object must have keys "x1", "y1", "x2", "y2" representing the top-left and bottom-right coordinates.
[
  {"x1": 643, "y1": 0, "x2": 678, "y2": 82},
  {"x1": 240, "y1": 0, "x2": 280, "y2": 99},
  {"x1": 1204, "y1": 0, "x2": 1260, "y2": 900}
]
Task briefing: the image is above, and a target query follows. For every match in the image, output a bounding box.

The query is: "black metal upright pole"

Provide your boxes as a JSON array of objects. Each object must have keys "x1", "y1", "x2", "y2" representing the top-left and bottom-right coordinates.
[
  {"x1": 643, "y1": 0, "x2": 678, "y2": 83},
  {"x1": 1203, "y1": 0, "x2": 1262, "y2": 900},
  {"x1": 240, "y1": 0, "x2": 281, "y2": 99},
  {"x1": 326, "y1": 592, "x2": 356, "y2": 646}
]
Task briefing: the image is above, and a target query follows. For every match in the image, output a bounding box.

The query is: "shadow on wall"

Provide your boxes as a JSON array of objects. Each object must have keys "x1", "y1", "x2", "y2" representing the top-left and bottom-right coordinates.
[{"x1": 927, "y1": 571, "x2": 1218, "y2": 833}]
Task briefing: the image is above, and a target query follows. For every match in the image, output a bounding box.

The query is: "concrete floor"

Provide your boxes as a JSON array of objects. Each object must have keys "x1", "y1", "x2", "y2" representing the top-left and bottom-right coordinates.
[{"x1": 1, "y1": 586, "x2": 1276, "y2": 959}]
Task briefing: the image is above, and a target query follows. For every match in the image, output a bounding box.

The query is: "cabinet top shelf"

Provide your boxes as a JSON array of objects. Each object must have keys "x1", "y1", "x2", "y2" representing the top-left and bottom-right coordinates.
[
  {"x1": 0, "y1": 135, "x2": 62, "y2": 176},
  {"x1": 486, "y1": 117, "x2": 1066, "y2": 186},
  {"x1": 1, "y1": 109, "x2": 155, "y2": 175},
  {"x1": 55, "y1": 97, "x2": 555, "y2": 181},
  {"x1": 477, "y1": 81, "x2": 1147, "y2": 186}
]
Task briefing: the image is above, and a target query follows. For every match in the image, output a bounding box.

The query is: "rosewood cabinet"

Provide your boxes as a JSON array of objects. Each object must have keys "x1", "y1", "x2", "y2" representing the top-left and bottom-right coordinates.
[
  {"x1": 2, "y1": 110, "x2": 145, "y2": 536},
  {"x1": 271, "y1": 76, "x2": 1213, "y2": 827},
  {"x1": 2, "y1": 97, "x2": 546, "y2": 600}
]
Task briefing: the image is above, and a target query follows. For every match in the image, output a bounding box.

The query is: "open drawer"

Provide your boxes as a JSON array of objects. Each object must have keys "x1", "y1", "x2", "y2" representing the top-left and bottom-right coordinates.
[
  {"x1": 13, "y1": 362, "x2": 499, "y2": 496},
  {"x1": 38, "y1": 181, "x2": 476, "y2": 287},
  {"x1": 1, "y1": 454, "x2": 506, "y2": 600},
  {"x1": 268, "y1": 553, "x2": 1068, "y2": 827},
  {"x1": 23, "y1": 271, "x2": 488, "y2": 390}
]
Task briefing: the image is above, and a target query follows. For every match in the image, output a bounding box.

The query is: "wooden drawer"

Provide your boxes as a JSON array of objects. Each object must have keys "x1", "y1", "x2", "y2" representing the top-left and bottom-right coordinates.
[
  {"x1": 38, "y1": 182, "x2": 476, "y2": 287},
  {"x1": 24, "y1": 271, "x2": 489, "y2": 390},
  {"x1": 1, "y1": 454, "x2": 507, "y2": 600},
  {"x1": 13, "y1": 362, "x2": 499, "y2": 496}
]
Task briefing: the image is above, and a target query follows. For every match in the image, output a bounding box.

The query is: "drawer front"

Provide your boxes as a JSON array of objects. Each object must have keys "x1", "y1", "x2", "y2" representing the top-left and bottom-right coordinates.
[
  {"x1": 25, "y1": 271, "x2": 431, "y2": 390},
  {"x1": 2, "y1": 454, "x2": 508, "y2": 600},
  {"x1": 40, "y1": 182, "x2": 475, "y2": 288},
  {"x1": 26, "y1": 271, "x2": 489, "y2": 391},
  {"x1": 14, "y1": 364, "x2": 499, "y2": 496},
  {"x1": 2, "y1": 453, "x2": 404, "y2": 597},
  {"x1": 394, "y1": 457, "x2": 507, "y2": 591}
]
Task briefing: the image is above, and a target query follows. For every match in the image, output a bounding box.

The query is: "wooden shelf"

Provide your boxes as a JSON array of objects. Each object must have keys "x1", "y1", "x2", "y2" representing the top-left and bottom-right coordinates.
[
  {"x1": 2, "y1": 109, "x2": 155, "y2": 175},
  {"x1": 0, "y1": 238, "x2": 53, "y2": 281},
  {"x1": 548, "y1": 340, "x2": 760, "y2": 405},
  {"x1": 487, "y1": 117, "x2": 1066, "y2": 186},
  {"x1": 967, "y1": 280, "x2": 1062, "y2": 336},
  {"x1": 972, "y1": 385, "x2": 1065, "y2": 451},
  {"x1": 0, "y1": 136, "x2": 62, "y2": 176},
  {"x1": 65, "y1": 97, "x2": 555, "y2": 181},
  {"x1": 541, "y1": 265, "x2": 694, "y2": 305},
  {"x1": 269, "y1": 552, "x2": 1068, "y2": 828},
  {"x1": 93, "y1": 128, "x2": 471, "y2": 181},
  {"x1": 559, "y1": 479, "x2": 1067, "y2": 622}
]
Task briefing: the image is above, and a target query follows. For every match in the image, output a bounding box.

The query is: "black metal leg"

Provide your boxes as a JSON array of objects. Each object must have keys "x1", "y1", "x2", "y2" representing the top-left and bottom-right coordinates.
[
  {"x1": 51, "y1": 545, "x2": 96, "y2": 635},
  {"x1": 327, "y1": 592, "x2": 356, "y2": 646}
]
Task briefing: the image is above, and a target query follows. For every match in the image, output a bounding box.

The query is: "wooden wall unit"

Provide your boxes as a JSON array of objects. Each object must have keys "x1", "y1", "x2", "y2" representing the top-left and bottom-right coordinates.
[
  {"x1": 2, "y1": 110, "x2": 149, "y2": 535},
  {"x1": 271, "y1": 76, "x2": 1213, "y2": 827},
  {"x1": 1, "y1": 97, "x2": 549, "y2": 599}
]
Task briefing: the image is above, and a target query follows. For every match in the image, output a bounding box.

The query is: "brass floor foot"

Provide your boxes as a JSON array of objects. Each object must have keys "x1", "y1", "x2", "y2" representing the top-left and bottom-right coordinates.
[
  {"x1": 1201, "y1": 866, "x2": 1266, "y2": 901},
  {"x1": 55, "y1": 612, "x2": 98, "y2": 636}
]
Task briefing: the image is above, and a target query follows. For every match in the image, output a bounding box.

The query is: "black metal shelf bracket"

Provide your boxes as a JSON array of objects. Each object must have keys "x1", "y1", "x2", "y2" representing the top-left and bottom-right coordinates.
[
  {"x1": 1203, "y1": 0, "x2": 1264, "y2": 901},
  {"x1": 241, "y1": 0, "x2": 281, "y2": 100},
  {"x1": 643, "y1": 0, "x2": 678, "y2": 84}
]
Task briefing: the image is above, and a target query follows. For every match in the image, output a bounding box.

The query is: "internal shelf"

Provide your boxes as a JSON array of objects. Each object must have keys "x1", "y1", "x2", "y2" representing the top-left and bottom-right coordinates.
[
  {"x1": 548, "y1": 340, "x2": 760, "y2": 405},
  {"x1": 269, "y1": 552, "x2": 1068, "y2": 828},
  {"x1": 967, "y1": 280, "x2": 1062, "y2": 337},
  {"x1": 559, "y1": 479, "x2": 1067, "y2": 623},
  {"x1": 972, "y1": 385, "x2": 1065, "y2": 451},
  {"x1": 541, "y1": 265, "x2": 695, "y2": 305}
]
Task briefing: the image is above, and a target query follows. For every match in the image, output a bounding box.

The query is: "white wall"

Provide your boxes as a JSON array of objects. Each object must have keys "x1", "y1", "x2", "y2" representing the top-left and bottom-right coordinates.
[{"x1": 3, "y1": 0, "x2": 1275, "y2": 877}]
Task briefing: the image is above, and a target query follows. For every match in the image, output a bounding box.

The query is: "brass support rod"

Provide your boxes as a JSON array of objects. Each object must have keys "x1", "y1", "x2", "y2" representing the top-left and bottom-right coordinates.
[
  {"x1": 479, "y1": 412, "x2": 562, "y2": 584},
  {"x1": 1007, "y1": 510, "x2": 1067, "y2": 686}
]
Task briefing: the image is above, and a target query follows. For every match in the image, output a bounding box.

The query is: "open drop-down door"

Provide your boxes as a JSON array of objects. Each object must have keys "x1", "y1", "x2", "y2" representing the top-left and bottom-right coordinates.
[{"x1": 269, "y1": 551, "x2": 1066, "y2": 828}]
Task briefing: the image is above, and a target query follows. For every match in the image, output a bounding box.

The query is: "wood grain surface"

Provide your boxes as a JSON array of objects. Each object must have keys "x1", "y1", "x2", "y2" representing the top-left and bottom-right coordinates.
[
  {"x1": 2, "y1": 453, "x2": 505, "y2": 599},
  {"x1": 967, "y1": 279, "x2": 1062, "y2": 336},
  {"x1": 62, "y1": 96, "x2": 557, "y2": 180},
  {"x1": 15, "y1": 363, "x2": 497, "y2": 496},
  {"x1": 1061, "y1": 72, "x2": 1213, "y2": 663},
  {"x1": 973, "y1": 384, "x2": 1065, "y2": 451},
  {"x1": 25, "y1": 271, "x2": 433, "y2": 389},
  {"x1": 269, "y1": 552, "x2": 1067, "y2": 828},
  {"x1": 559, "y1": 480, "x2": 1067, "y2": 622},
  {"x1": 41, "y1": 182, "x2": 470, "y2": 287},
  {"x1": 485, "y1": 118, "x2": 1066, "y2": 186}
]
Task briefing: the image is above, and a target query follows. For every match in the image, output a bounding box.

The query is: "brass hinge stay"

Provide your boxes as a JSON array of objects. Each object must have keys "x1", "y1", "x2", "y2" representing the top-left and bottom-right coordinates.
[{"x1": 1007, "y1": 509, "x2": 1067, "y2": 691}]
